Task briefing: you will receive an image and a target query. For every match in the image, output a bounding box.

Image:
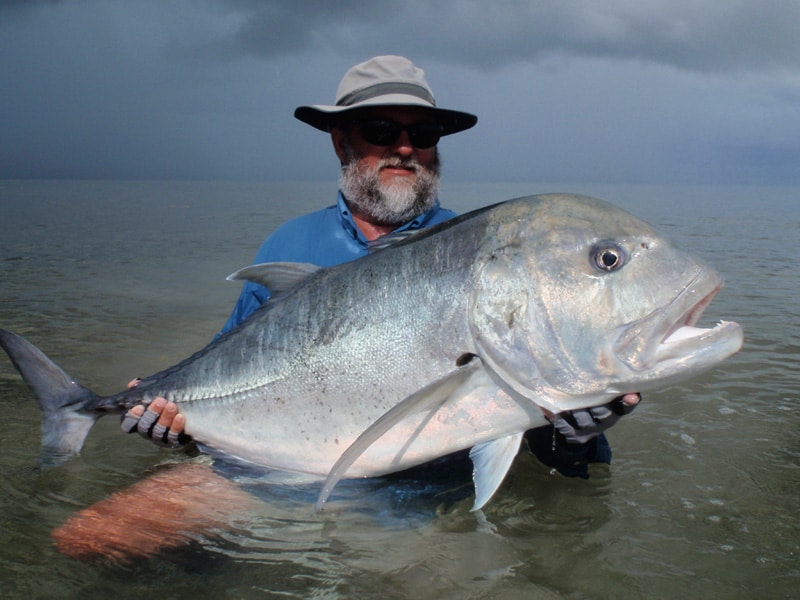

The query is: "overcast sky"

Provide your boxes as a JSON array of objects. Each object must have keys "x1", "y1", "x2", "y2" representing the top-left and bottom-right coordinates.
[{"x1": 2, "y1": 0, "x2": 799, "y2": 184}]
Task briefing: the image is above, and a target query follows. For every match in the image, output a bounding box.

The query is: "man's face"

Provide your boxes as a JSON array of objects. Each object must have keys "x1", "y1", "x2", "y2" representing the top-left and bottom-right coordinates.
[{"x1": 332, "y1": 106, "x2": 441, "y2": 227}]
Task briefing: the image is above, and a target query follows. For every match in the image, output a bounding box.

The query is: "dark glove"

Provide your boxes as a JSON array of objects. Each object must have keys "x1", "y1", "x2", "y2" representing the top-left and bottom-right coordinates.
[
  {"x1": 551, "y1": 394, "x2": 640, "y2": 444},
  {"x1": 120, "y1": 404, "x2": 193, "y2": 449},
  {"x1": 525, "y1": 394, "x2": 640, "y2": 478}
]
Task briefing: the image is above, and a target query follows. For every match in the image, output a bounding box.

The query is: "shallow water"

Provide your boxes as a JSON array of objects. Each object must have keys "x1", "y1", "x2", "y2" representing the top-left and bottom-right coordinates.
[{"x1": 0, "y1": 180, "x2": 798, "y2": 598}]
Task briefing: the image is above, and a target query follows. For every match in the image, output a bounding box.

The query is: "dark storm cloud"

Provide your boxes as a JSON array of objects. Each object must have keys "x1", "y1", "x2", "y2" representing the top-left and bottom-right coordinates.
[
  {"x1": 201, "y1": 1, "x2": 800, "y2": 74},
  {"x1": 1, "y1": 1, "x2": 798, "y2": 183},
  {"x1": 202, "y1": 0, "x2": 387, "y2": 57}
]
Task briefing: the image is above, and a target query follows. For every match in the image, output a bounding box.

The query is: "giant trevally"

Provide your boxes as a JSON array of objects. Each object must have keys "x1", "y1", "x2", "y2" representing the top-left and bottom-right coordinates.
[{"x1": 0, "y1": 194, "x2": 743, "y2": 510}]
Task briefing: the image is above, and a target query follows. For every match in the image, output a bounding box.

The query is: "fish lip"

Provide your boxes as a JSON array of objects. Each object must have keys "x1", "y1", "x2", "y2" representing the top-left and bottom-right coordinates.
[{"x1": 614, "y1": 269, "x2": 734, "y2": 371}]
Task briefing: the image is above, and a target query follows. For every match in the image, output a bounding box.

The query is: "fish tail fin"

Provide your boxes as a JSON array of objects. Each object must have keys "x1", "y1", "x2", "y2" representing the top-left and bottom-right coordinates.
[{"x1": 0, "y1": 329, "x2": 99, "y2": 465}]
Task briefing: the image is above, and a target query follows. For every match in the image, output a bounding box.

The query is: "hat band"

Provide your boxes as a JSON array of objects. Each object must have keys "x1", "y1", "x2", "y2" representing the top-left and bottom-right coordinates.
[{"x1": 337, "y1": 82, "x2": 436, "y2": 108}]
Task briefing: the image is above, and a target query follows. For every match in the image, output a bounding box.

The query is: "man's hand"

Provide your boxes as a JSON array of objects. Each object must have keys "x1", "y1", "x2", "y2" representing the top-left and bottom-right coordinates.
[
  {"x1": 526, "y1": 393, "x2": 641, "y2": 478},
  {"x1": 550, "y1": 393, "x2": 640, "y2": 444},
  {"x1": 121, "y1": 378, "x2": 191, "y2": 448},
  {"x1": 120, "y1": 398, "x2": 188, "y2": 448}
]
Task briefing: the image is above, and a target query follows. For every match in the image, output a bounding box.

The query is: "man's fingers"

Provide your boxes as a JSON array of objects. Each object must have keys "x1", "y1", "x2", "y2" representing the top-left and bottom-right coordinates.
[
  {"x1": 573, "y1": 409, "x2": 600, "y2": 429},
  {"x1": 621, "y1": 392, "x2": 641, "y2": 406},
  {"x1": 133, "y1": 397, "x2": 164, "y2": 437},
  {"x1": 136, "y1": 406, "x2": 160, "y2": 437},
  {"x1": 165, "y1": 413, "x2": 186, "y2": 448},
  {"x1": 551, "y1": 393, "x2": 643, "y2": 444},
  {"x1": 613, "y1": 393, "x2": 641, "y2": 415},
  {"x1": 170, "y1": 413, "x2": 185, "y2": 435},
  {"x1": 151, "y1": 422, "x2": 168, "y2": 444},
  {"x1": 121, "y1": 397, "x2": 187, "y2": 448},
  {"x1": 157, "y1": 401, "x2": 178, "y2": 428},
  {"x1": 120, "y1": 404, "x2": 145, "y2": 434}
]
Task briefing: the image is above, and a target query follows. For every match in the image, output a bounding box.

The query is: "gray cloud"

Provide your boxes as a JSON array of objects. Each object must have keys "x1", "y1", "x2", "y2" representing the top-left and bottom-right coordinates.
[
  {"x1": 5, "y1": 1, "x2": 800, "y2": 75},
  {"x1": 200, "y1": 1, "x2": 800, "y2": 74},
  {"x1": 1, "y1": 0, "x2": 798, "y2": 184}
]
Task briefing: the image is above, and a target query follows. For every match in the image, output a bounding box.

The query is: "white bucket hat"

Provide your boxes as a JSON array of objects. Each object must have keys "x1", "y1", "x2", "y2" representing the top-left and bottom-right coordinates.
[{"x1": 294, "y1": 55, "x2": 477, "y2": 136}]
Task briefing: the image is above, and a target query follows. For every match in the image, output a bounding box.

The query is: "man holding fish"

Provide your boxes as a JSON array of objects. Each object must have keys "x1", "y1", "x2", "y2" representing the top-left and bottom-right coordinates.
[
  {"x1": 4, "y1": 54, "x2": 747, "y2": 561},
  {"x1": 124, "y1": 55, "x2": 640, "y2": 476}
]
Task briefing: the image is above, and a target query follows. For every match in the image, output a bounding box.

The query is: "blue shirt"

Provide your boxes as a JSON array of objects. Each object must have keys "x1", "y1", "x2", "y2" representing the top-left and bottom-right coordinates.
[{"x1": 217, "y1": 191, "x2": 457, "y2": 337}]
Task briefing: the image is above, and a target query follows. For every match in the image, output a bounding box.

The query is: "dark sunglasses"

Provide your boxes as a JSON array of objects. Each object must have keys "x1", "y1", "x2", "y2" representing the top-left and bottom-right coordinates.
[{"x1": 352, "y1": 119, "x2": 443, "y2": 149}]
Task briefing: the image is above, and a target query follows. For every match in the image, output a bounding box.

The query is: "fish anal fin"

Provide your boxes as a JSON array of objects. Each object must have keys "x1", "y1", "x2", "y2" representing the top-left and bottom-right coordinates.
[{"x1": 469, "y1": 432, "x2": 523, "y2": 511}]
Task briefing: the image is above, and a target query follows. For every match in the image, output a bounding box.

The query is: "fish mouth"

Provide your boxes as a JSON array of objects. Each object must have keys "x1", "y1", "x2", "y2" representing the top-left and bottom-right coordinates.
[{"x1": 615, "y1": 269, "x2": 743, "y2": 375}]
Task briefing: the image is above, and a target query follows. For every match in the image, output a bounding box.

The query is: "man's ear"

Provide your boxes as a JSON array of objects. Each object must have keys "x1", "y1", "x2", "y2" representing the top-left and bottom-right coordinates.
[{"x1": 331, "y1": 128, "x2": 348, "y2": 164}]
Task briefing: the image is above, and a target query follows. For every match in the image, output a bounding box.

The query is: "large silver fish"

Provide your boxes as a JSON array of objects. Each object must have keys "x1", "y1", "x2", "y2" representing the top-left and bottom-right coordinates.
[{"x1": 0, "y1": 194, "x2": 743, "y2": 510}]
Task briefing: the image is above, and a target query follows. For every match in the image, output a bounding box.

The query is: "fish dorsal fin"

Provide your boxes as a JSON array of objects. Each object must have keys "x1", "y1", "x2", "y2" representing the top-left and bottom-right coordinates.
[
  {"x1": 469, "y1": 433, "x2": 523, "y2": 511},
  {"x1": 226, "y1": 262, "x2": 321, "y2": 294},
  {"x1": 315, "y1": 358, "x2": 484, "y2": 511}
]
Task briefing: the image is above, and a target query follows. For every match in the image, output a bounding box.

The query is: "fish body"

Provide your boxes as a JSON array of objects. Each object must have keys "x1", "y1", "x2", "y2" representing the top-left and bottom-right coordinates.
[{"x1": 0, "y1": 194, "x2": 743, "y2": 509}]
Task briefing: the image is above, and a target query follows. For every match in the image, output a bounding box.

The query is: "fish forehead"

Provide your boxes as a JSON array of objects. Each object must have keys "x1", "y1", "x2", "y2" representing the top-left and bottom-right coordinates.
[
  {"x1": 483, "y1": 194, "x2": 689, "y2": 284},
  {"x1": 484, "y1": 194, "x2": 659, "y2": 243}
]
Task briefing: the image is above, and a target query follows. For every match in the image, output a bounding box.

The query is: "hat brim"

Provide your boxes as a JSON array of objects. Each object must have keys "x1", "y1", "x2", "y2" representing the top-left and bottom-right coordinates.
[{"x1": 295, "y1": 96, "x2": 477, "y2": 136}]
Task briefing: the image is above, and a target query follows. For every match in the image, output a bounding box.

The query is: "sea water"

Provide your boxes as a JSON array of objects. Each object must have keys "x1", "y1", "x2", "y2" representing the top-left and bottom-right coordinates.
[{"x1": 0, "y1": 180, "x2": 798, "y2": 598}]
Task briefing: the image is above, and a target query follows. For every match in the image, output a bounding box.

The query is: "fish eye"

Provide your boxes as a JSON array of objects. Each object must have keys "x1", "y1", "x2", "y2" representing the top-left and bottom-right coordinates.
[{"x1": 591, "y1": 242, "x2": 626, "y2": 272}]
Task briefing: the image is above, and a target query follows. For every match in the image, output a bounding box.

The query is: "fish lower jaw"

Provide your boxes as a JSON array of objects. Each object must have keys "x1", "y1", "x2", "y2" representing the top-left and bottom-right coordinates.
[
  {"x1": 631, "y1": 320, "x2": 744, "y2": 388},
  {"x1": 614, "y1": 319, "x2": 743, "y2": 384},
  {"x1": 657, "y1": 320, "x2": 742, "y2": 357}
]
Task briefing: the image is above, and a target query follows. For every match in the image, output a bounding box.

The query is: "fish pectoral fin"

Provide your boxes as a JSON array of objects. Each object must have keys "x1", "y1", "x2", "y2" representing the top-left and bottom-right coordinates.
[
  {"x1": 314, "y1": 359, "x2": 484, "y2": 511},
  {"x1": 226, "y1": 262, "x2": 321, "y2": 295},
  {"x1": 469, "y1": 432, "x2": 523, "y2": 511}
]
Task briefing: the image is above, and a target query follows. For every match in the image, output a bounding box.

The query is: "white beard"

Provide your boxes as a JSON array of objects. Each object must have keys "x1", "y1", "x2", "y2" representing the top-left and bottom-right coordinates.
[{"x1": 339, "y1": 149, "x2": 441, "y2": 227}]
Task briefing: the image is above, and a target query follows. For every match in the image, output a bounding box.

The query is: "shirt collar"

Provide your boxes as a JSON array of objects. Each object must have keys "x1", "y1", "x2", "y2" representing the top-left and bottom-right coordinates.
[{"x1": 336, "y1": 190, "x2": 441, "y2": 244}]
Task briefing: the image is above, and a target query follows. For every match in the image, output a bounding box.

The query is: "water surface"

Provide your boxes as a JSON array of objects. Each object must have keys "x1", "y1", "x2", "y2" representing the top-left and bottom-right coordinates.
[{"x1": 0, "y1": 180, "x2": 798, "y2": 598}]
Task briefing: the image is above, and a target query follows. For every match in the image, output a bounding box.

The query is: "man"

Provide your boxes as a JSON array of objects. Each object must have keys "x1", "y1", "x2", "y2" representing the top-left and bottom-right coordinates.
[
  {"x1": 125, "y1": 55, "x2": 638, "y2": 478},
  {"x1": 51, "y1": 56, "x2": 639, "y2": 561}
]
